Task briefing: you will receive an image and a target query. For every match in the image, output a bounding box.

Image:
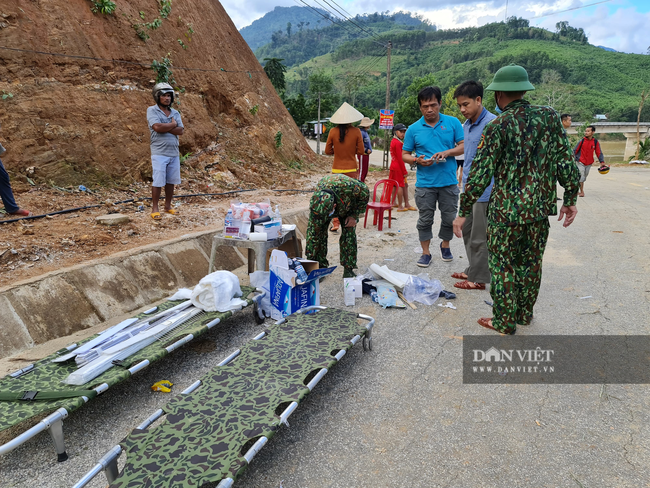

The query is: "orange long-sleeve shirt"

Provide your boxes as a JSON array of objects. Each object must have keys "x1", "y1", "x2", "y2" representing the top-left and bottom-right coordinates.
[{"x1": 325, "y1": 126, "x2": 365, "y2": 173}]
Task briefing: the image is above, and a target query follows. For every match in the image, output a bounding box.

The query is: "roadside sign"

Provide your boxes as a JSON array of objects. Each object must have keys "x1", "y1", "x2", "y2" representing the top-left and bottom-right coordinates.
[{"x1": 379, "y1": 109, "x2": 395, "y2": 130}]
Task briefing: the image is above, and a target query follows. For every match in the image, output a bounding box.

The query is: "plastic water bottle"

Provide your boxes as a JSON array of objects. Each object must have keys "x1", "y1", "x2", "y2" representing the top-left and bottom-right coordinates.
[
  {"x1": 292, "y1": 259, "x2": 308, "y2": 283},
  {"x1": 225, "y1": 209, "x2": 233, "y2": 227}
]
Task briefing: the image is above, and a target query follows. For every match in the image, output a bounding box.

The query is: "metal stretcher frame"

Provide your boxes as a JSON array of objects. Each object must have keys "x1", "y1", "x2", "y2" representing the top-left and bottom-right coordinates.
[
  {"x1": 0, "y1": 287, "x2": 265, "y2": 463},
  {"x1": 73, "y1": 306, "x2": 374, "y2": 488}
]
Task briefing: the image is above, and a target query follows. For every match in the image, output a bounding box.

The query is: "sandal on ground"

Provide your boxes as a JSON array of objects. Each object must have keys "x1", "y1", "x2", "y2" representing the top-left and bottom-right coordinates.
[
  {"x1": 406, "y1": 206, "x2": 417, "y2": 211},
  {"x1": 451, "y1": 272, "x2": 468, "y2": 279},
  {"x1": 477, "y1": 317, "x2": 515, "y2": 335},
  {"x1": 151, "y1": 212, "x2": 162, "y2": 220},
  {"x1": 164, "y1": 208, "x2": 179, "y2": 215},
  {"x1": 454, "y1": 280, "x2": 486, "y2": 290},
  {"x1": 396, "y1": 208, "x2": 408, "y2": 212}
]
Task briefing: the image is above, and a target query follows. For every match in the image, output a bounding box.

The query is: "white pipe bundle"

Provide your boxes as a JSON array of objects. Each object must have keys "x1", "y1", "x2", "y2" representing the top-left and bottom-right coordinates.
[
  {"x1": 52, "y1": 301, "x2": 192, "y2": 364},
  {"x1": 63, "y1": 308, "x2": 202, "y2": 386},
  {"x1": 368, "y1": 263, "x2": 411, "y2": 290}
]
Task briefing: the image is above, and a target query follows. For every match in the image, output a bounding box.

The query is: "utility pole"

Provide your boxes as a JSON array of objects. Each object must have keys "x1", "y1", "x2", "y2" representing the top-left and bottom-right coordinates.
[
  {"x1": 635, "y1": 88, "x2": 648, "y2": 161},
  {"x1": 382, "y1": 41, "x2": 392, "y2": 170},
  {"x1": 316, "y1": 91, "x2": 321, "y2": 155}
]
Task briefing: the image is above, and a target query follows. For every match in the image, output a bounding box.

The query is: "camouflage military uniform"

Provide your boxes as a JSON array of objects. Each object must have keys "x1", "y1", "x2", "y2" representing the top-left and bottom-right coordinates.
[
  {"x1": 306, "y1": 174, "x2": 369, "y2": 273},
  {"x1": 459, "y1": 99, "x2": 580, "y2": 332}
]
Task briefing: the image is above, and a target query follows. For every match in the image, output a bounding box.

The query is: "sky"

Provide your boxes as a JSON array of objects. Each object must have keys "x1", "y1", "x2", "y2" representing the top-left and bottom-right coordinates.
[{"x1": 223, "y1": 0, "x2": 650, "y2": 54}]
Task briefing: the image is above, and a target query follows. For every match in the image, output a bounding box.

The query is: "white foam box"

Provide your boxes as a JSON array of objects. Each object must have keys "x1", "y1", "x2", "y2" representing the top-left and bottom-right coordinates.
[{"x1": 254, "y1": 221, "x2": 282, "y2": 240}]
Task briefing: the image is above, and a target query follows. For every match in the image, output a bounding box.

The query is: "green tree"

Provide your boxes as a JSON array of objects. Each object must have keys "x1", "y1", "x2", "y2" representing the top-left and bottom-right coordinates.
[
  {"x1": 394, "y1": 73, "x2": 437, "y2": 125},
  {"x1": 442, "y1": 85, "x2": 463, "y2": 123},
  {"x1": 307, "y1": 71, "x2": 339, "y2": 118},
  {"x1": 263, "y1": 57, "x2": 287, "y2": 93},
  {"x1": 343, "y1": 72, "x2": 369, "y2": 106},
  {"x1": 284, "y1": 93, "x2": 309, "y2": 127},
  {"x1": 286, "y1": 22, "x2": 292, "y2": 38}
]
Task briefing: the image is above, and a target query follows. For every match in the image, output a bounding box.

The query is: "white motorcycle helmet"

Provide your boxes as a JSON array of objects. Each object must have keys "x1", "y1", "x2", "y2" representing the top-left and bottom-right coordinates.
[{"x1": 152, "y1": 82, "x2": 174, "y2": 106}]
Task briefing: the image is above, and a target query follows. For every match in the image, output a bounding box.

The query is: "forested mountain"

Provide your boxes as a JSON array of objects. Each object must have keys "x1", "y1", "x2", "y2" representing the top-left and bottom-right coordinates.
[
  {"x1": 251, "y1": 10, "x2": 435, "y2": 67},
  {"x1": 240, "y1": 6, "x2": 329, "y2": 52},
  {"x1": 271, "y1": 17, "x2": 650, "y2": 126}
]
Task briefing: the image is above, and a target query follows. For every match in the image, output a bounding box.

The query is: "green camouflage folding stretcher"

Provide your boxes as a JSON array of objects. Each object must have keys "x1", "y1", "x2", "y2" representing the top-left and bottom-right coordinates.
[
  {"x1": 74, "y1": 306, "x2": 374, "y2": 488},
  {"x1": 0, "y1": 286, "x2": 264, "y2": 462}
]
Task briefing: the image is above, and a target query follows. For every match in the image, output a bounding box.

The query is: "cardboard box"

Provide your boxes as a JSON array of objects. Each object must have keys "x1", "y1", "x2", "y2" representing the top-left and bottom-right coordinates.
[
  {"x1": 265, "y1": 237, "x2": 303, "y2": 269},
  {"x1": 269, "y1": 250, "x2": 336, "y2": 320}
]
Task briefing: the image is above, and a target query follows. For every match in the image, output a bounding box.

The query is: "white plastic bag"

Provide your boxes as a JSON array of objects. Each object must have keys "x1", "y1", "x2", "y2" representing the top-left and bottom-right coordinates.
[
  {"x1": 250, "y1": 270, "x2": 273, "y2": 317},
  {"x1": 191, "y1": 271, "x2": 247, "y2": 312},
  {"x1": 403, "y1": 274, "x2": 443, "y2": 306}
]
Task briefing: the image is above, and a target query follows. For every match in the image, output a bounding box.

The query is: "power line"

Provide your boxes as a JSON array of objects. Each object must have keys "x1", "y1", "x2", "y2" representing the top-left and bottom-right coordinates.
[
  {"x1": 307, "y1": 0, "x2": 373, "y2": 41},
  {"x1": 349, "y1": 50, "x2": 388, "y2": 80},
  {"x1": 304, "y1": 0, "x2": 386, "y2": 47},
  {"x1": 529, "y1": 0, "x2": 613, "y2": 19},
  {"x1": 317, "y1": 0, "x2": 384, "y2": 43},
  {"x1": 353, "y1": 49, "x2": 387, "y2": 75},
  {"x1": 326, "y1": 0, "x2": 356, "y2": 21},
  {"x1": 0, "y1": 46, "x2": 264, "y2": 74}
]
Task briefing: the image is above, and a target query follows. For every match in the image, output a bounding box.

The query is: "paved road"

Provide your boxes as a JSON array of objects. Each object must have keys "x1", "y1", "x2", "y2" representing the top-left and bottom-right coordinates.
[{"x1": 1, "y1": 167, "x2": 649, "y2": 487}]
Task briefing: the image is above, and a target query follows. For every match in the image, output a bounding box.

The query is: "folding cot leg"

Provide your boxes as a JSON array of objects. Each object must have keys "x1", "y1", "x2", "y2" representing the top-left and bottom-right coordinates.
[
  {"x1": 47, "y1": 415, "x2": 68, "y2": 462},
  {"x1": 209, "y1": 239, "x2": 218, "y2": 274},
  {"x1": 248, "y1": 248, "x2": 256, "y2": 274},
  {"x1": 358, "y1": 313, "x2": 375, "y2": 351},
  {"x1": 104, "y1": 454, "x2": 120, "y2": 483}
]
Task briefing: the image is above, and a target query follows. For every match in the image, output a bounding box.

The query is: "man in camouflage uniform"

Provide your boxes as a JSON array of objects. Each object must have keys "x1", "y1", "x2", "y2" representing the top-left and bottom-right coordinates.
[
  {"x1": 306, "y1": 174, "x2": 370, "y2": 278},
  {"x1": 453, "y1": 64, "x2": 580, "y2": 334}
]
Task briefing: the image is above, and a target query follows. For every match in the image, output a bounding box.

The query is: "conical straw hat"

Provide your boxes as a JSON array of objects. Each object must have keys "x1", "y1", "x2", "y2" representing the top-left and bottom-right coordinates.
[
  {"x1": 329, "y1": 102, "x2": 364, "y2": 125},
  {"x1": 359, "y1": 116, "x2": 375, "y2": 127}
]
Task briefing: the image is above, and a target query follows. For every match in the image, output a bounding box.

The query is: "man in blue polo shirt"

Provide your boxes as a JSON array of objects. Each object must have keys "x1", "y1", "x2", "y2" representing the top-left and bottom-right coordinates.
[
  {"x1": 402, "y1": 86, "x2": 464, "y2": 267},
  {"x1": 451, "y1": 80, "x2": 496, "y2": 290}
]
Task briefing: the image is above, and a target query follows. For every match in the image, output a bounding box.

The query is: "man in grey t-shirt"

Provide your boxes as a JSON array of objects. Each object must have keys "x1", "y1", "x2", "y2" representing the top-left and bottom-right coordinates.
[{"x1": 147, "y1": 82, "x2": 184, "y2": 220}]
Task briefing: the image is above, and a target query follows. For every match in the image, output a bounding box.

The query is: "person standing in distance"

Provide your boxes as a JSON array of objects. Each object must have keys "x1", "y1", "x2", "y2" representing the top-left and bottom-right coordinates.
[
  {"x1": 453, "y1": 64, "x2": 580, "y2": 335},
  {"x1": 357, "y1": 117, "x2": 374, "y2": 183},
  {"x1": 147, "y1": 83, "x2": 184, "y2": 220},
  {"x1": 402, "y1": 86, "x2": 464, "y2": 268},
  {"x1": 0, "y1": 123, "x2": 31, "y2": 218},
  {"x1": 560, "y1": 114, "x2": 572, "y2": 133},
  {"x1": 389, "y1": 123, "x2": 415, "y2": 212},
  {"x1": 451, "y1": 80, "x2": 496, "y2": 291},
  {"x1": 573, "y1": 125, "x2": 606, "y2": 197},
  {"x1": 324, "y1": 102, "x2": 365, "y2": 232}
]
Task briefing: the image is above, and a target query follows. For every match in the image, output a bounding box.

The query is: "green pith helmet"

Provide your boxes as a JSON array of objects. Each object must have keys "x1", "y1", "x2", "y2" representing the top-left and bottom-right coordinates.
[{"x1": 486, "y1": 64, "x2": 535, "y2": 92}]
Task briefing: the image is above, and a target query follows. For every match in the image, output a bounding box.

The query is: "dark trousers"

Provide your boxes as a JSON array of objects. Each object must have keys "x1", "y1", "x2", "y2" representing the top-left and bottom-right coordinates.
[
  {"x1": 414, "y1": 185, "x2": 459, "y2": 242},
  {"x1": 0, "y1": 160, "x2": 19, "y2": 214},
  {"x1": 487, "y1": 219, "x2": 550, "y2": 332},
  {"x1": 463, "y1": 201, "x2": 491, "y2": 284},
  {"x1": 357, "y1": 154, "x2": 369, "y2": 182}
]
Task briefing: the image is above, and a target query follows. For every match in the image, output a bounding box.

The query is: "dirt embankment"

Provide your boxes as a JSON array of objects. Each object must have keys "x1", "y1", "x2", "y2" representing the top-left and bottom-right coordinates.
[{"x1": 0, "y1": 0, "x2": 317, "y2": 186}]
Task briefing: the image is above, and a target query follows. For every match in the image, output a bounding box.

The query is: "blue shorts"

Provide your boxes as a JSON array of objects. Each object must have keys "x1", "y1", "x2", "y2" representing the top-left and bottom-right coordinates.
[{"x1": 151, "y1": 155, "x2": 181, "y2": 187}]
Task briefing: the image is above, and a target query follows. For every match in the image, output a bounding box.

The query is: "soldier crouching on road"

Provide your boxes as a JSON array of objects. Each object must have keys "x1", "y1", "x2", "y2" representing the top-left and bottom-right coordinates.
[{"x1": 306, "y1": 174, "x2": 370, "y2": 279}]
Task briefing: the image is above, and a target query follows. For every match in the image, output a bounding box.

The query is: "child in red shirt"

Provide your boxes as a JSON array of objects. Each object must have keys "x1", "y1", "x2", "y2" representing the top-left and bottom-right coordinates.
[{"x1": 389, "y1": 124, "x2": 415, "y2": 211}]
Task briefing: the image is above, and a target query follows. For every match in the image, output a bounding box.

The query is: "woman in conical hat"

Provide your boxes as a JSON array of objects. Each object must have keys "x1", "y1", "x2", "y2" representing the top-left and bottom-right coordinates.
[{"x1": 325, "y1": 102, "x2": 366, "y2": 232}]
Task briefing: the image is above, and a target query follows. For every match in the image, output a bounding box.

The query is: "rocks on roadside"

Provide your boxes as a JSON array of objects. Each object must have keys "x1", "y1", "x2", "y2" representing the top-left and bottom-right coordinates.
[{"x1": 96, "y1": 214, "x2": 130, "y2": 226}]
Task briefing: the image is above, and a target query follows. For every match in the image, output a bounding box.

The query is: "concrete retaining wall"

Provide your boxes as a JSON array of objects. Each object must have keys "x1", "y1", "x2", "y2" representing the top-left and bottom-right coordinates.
[{"x1": 0, "y1": 208, "x2": 310, "y2": 359}]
